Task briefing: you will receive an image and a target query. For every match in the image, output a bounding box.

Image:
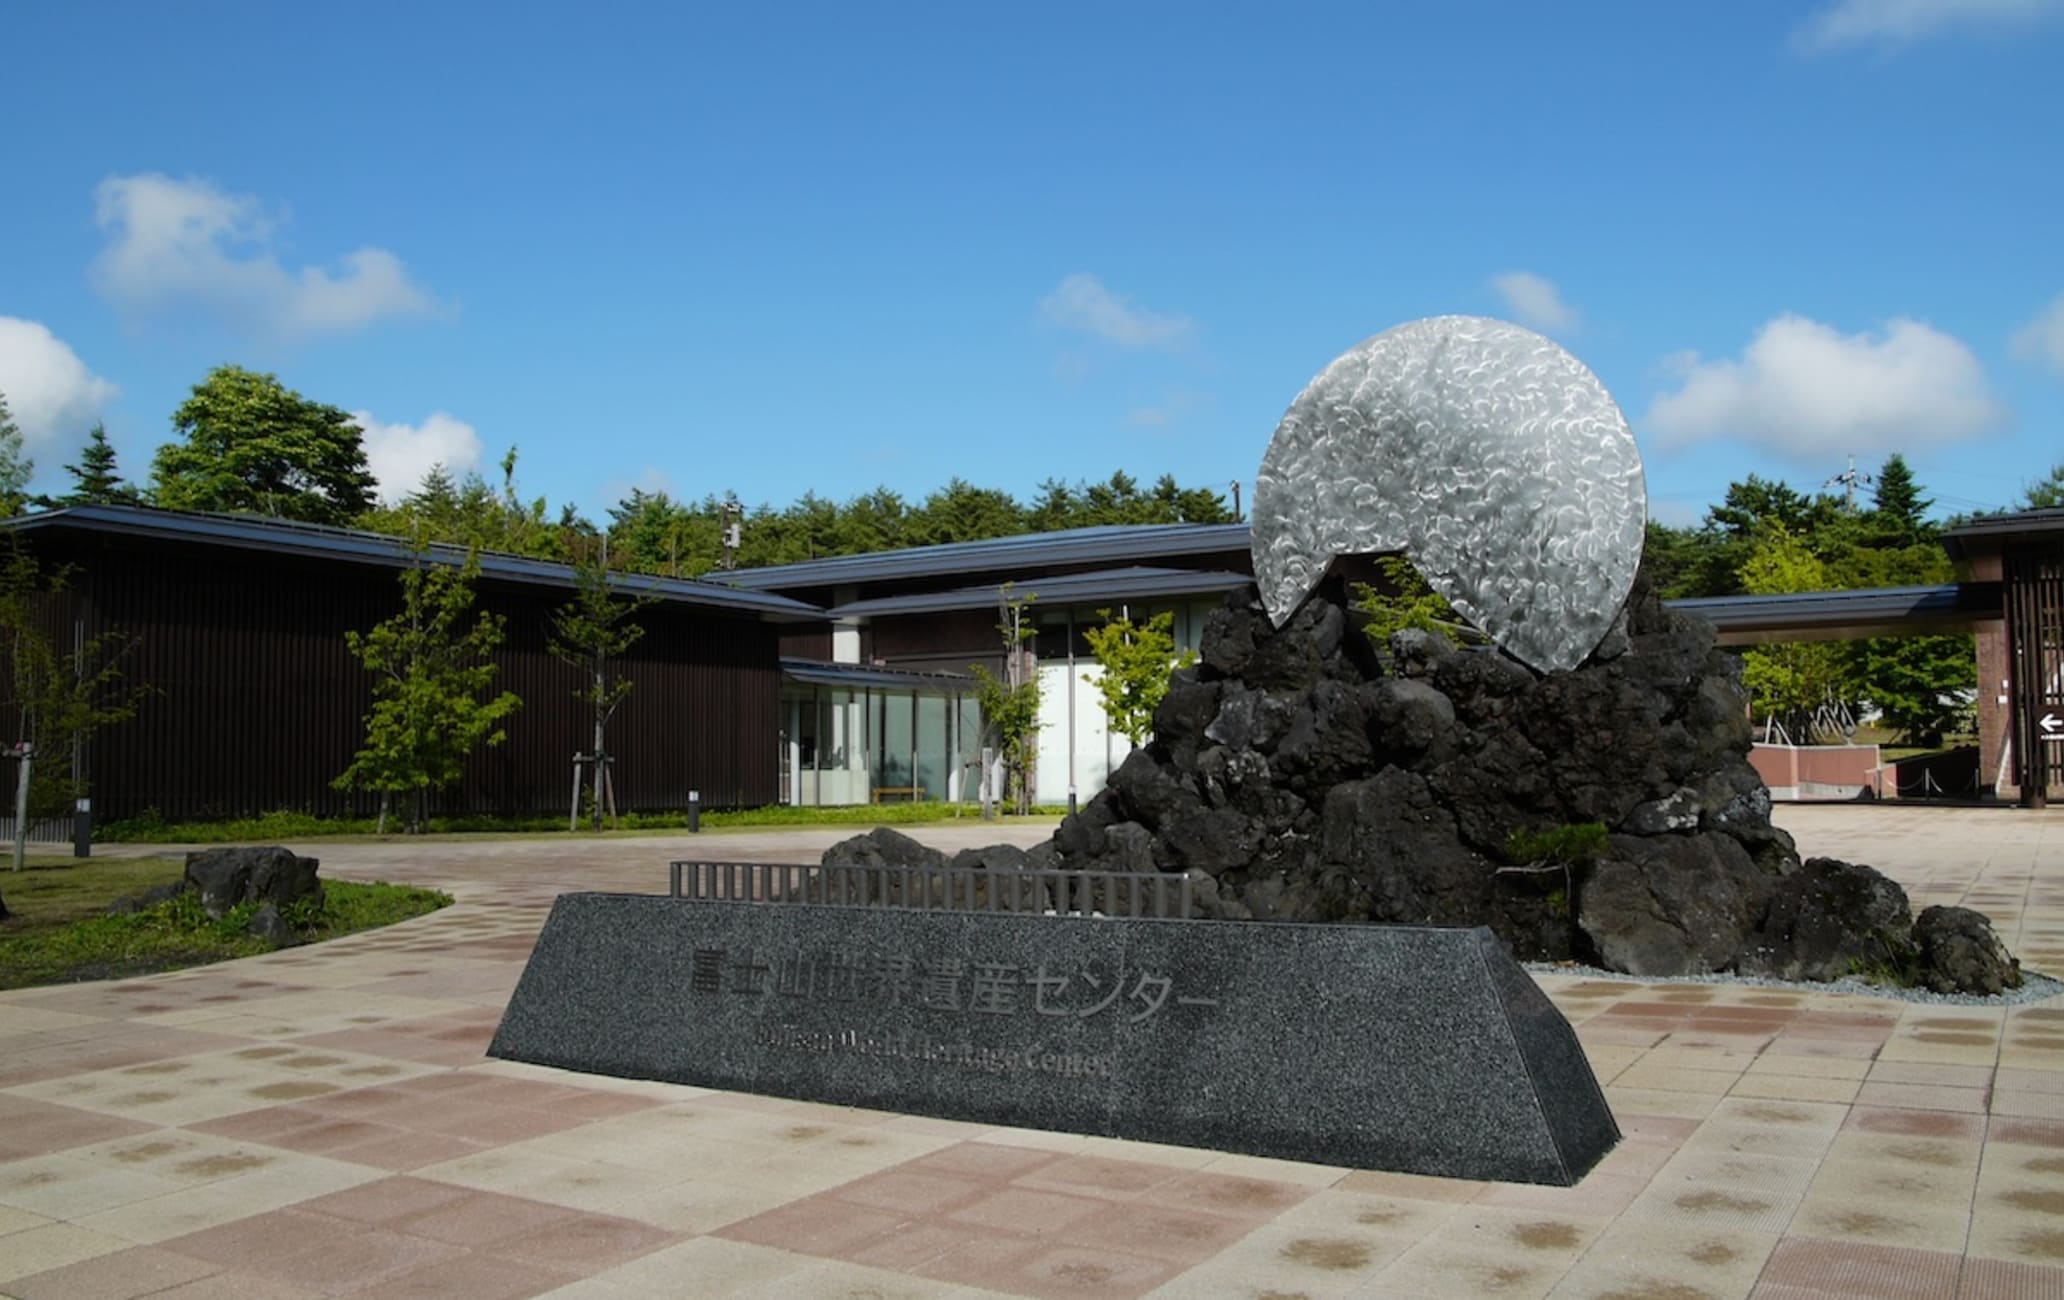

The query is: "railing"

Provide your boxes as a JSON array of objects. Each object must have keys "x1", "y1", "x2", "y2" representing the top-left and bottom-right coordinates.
[{"x1": 666, "y1": 860, "x2": 1193, "y2": 920}]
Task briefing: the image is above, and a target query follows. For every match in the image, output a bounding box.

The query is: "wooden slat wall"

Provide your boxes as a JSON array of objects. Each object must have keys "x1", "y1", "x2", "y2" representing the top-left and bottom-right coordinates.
[
  {"x1": 44, "y1": 533, "x2": 779, "y2": 821},
  {"x1": 2004, "y1": 547, "x2": 2064, "y2": 798}
]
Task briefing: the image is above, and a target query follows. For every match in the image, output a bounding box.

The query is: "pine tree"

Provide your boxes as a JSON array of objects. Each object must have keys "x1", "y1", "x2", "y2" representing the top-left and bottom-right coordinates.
[
  {"x1": 1869, "y1": 454, "x2": 1933, "y2": 545},
  {"x1": 56, "y1": 424, "x2": 138, "y2": 506},
  {"x1": 0, "y1": 393, "x2": 32, "y2": 516}
]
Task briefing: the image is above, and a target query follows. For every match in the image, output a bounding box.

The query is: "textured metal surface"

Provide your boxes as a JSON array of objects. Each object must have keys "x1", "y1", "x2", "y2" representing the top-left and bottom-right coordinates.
[{"x1": 1251, "y1": 316, "x2": 1646, "y2": 674}]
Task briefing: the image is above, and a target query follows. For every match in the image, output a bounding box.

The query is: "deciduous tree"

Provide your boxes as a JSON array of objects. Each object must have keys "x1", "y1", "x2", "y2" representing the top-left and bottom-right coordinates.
[
  {"x1": 548, "y1": 537, "x2": 657, "y2": 828},
  {"x1": 334, "y1": 545, "x2": 521, "y2": 833},
  {"x1": 1082, "y1": 608, "x2": 1194, "y2": 746},
  {"x1": 153, "y1": 367, "x2": 376, "y2": 525},
  {"x1": 969, "y1": 585, "x2": 1040, "y2": 815}
]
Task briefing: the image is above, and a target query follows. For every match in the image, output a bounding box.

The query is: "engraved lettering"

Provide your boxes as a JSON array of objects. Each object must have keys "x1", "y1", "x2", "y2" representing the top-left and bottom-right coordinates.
[
  {"x1": 919, "y1": 958, "x2": 966, "y2": 1011},
  {"x1": 967, "y1": 962, "x2": 1022, "y2": 1016},
  {"x1": 822, "y1": 952, "x2": 864, "y2": 1002},
  {"x1": 1126, "y1": 971, "x2": 1173, "y2": 1022},
  {"x1": 730, "y1": 949, "x2": 770, "y2": 996},
  {"x1": 689, "y1": 948, "x2": 725, "y2": 994},
  {"x1": 1027, "y1": 963, "x2": 1073, "y2": 1017},
  {"x1": 775, "y1": 954, "x2": 815, "y2": 998},
  {"x1": 867, "y1": 954, "x2": 917, "y2": 1004}
]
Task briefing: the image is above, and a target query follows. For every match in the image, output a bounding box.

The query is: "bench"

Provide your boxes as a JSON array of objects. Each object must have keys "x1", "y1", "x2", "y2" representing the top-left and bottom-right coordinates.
[{"x1": 871, "y1": 787, "x2": 926, "y2": 803}]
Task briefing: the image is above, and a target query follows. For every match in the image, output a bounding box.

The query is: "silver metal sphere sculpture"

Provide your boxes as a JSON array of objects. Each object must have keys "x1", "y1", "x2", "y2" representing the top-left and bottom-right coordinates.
[{"x1": 1250, "y1": 315, "x2": 1646, "y2": 674}]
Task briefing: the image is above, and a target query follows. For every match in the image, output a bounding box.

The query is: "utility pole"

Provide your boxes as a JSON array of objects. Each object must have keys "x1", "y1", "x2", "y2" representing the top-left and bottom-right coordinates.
[
  {"x1": 1825, "y1": 455, "x2": 1872, "y2": 512},
  {"x1": 1230, "y1": 480, "x2": 1242, "y2": 521},
  {"x1": 718, "y1": 498, "x2": 743, "y2": 570}
]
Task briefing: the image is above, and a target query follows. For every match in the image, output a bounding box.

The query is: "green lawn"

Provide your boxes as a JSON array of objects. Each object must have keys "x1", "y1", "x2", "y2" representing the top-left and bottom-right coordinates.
[
  {"x1": 98, "y1": 802, "x2": 1067, "y2": 845},
  {"x1": 0, "y1": 855, "x2": 451, "y2": 990}
]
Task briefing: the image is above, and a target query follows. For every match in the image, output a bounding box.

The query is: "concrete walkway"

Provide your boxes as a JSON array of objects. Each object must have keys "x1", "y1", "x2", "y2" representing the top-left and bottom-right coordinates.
[{"x1": 2, "y1": 806, "x2": 2061, "y2": 1298}]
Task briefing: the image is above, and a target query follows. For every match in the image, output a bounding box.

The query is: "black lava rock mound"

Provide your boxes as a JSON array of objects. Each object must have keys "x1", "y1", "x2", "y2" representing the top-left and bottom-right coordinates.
[{"x1": 1027, "y1": 572, "x2": 2018, "y2": 995}]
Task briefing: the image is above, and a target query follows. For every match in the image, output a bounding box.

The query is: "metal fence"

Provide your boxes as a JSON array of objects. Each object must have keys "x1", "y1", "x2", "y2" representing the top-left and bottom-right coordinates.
[
  {"x1": 666, "y1": 860, "x2": 1193, "y2": 920},
  {"x1": 0, "y1": 817, "x2": 82, "y2": 849}
]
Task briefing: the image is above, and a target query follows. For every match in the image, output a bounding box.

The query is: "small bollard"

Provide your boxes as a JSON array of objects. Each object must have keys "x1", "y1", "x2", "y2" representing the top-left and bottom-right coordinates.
[
  {"x1": 688, "y1": 790, "x2": 700, "y2": 833},
  {"x1": 73, "y1": 797, "x2": 91, "y2": 859}
]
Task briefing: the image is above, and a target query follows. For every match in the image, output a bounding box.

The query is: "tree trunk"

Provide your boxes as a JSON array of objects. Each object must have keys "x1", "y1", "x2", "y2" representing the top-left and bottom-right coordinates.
[
  {"x1": 376, "y1": 792, "x2": 390, "y2": 836},
  {"x1": 591, "y1": 658, "x2": 607, "y2": 830}
]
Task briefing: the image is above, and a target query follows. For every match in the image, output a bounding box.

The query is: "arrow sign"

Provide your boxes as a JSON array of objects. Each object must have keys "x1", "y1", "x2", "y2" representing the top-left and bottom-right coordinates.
[{"x1": 2042, "y1": 712, "x2": 2064, "y2": 737}]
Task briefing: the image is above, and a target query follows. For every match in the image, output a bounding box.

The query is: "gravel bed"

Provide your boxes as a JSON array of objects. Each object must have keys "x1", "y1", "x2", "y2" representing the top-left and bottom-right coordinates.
[{"x1": 1523, "y1": 961, "x2": 2064, "y2": 1008}]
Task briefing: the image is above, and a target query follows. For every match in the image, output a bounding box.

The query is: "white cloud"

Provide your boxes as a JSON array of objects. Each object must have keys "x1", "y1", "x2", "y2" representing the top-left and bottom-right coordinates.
[
  {"x1": 350, "y1": 410, "x2": 484, "y2": 502},
  {"x1": 0, "y1": 317, "x2": 120, "y2": 452},
  {"x1": 91, "y1": 173, "x2": 437, "y2": 339},
  {"x1": 1039, "y1": 274, "x2": 1192, "y2": 350},
  {"x1": 1794, "y1": 0, "x2": 2062, "y2": 51},
  {"x1": 2013, "y1": 293, "x2": 2064, "y2": 373},
  {"x1": 1646, "y1": 314, "x2": 2005, "y2": 456},
  {"x1": 1490, "y1": 271, "x2": 1579, "y2": 332}
]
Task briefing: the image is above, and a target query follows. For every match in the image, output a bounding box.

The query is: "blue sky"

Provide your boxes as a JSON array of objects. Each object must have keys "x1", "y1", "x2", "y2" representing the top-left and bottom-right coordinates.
[{"x1": 4, "y1": 1, "x2": 2060, "y2": 527}]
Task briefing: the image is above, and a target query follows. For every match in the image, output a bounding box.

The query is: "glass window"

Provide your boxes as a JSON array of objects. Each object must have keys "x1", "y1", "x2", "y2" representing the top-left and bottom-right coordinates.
[{"x1": 916, "y1": 695, "x2": 948, "y2": 801}]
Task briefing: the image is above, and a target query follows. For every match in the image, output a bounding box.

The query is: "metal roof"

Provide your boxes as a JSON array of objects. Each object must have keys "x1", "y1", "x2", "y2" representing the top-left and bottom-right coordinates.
[
  {"x1": 827, "y1": 565, "x2": 1253, "y2": 619},
  {"x1": 779, "y1": 658, "x2": 971, "y2": 690},
  {"x1": 4, "y1": 504, "x2": 824, "y2": 619},
  {"x1": 1668, "y1": 583, "x2": 2003, "y2": 645},
  {"x1": 722, "y1": 522, "x2": 1253, "y2": 591},
  {"x1": 1942, "y1": 507, "x2": 2064, "y2": 560}
]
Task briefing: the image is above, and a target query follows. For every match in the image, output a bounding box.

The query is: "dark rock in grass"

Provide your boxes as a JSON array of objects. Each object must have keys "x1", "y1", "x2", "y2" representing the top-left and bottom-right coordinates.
[
  {"x1": 106, "y1": 880, "x2": 191, "y2": 915},
  {"x1": 1739, "y1": 857, "x2": 1914, "y2": 984},
  {"x1": 247, "y1": 903, "x2": 299, "y2": 946},
  {"x1": 1915, "y1": 905, "x2": 2022, "y2": 996},
  {"x1": 184, "y1": 846, "x2": 322, "y2": 920}
]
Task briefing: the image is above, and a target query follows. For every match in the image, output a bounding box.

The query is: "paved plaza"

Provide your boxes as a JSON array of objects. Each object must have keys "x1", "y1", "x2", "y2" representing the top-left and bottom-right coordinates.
[{"x1": 3, "y1": 806, "x2": 2063, "y2": 1298}]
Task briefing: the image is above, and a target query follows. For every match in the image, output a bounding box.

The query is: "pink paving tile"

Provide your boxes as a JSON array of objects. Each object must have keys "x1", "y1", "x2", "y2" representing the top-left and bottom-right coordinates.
[
  {"x1": 1013, "y1": 1154, "x2": 1187, "y2": 1201},
  {"x1": 349, "y1": 1254, "x2": 577, "y2": 1300},
  {"x1": 144, "y1": 1273, "x2": 322, "y2": 1299},
  {"x1": 829, "y1": 1167, "x2": 988, "y2": 1216},
  {"x1": 720, "y1": 1197, "x2": 913, "y2": 1255},
  {"x1": 1845, "y1": 1105, "x2": 1988, "y2": 1140},
  {"x1": 392, "y1": 1188, "x2": 580, "y2": 1246},
  {"x1": 909, "y1": 1233, "x2": 1049, "y2": 1290},
  {"x1": 1959, "y1": 1256, "x2": 2064, "y2": 1298},
  {"x1": 6, "y1": 1245, "x2": 220, "y2": 1300},
  {"x1": 240, "y1": 1226, "x2": 465, "y2": 1292},
  {"x1": 329, "y1": 1130, "x2": 489, "y2": 1172},
  {"x1": 250, "y1": 1116, "x2": 414, "y2": 1156},
  {"x1": 294, "y1": 1176, "x2": 473, "y2": 1225},
  {"x1": 1993, "y1": 1118, "x2": 2064, "y2": 1150},
  {"x1": 1063, "y1": 1200, "x2": 1262, "y2": 1265},
  {"x1": 492, "y1": 1213, "x2": 680, "y2": 1272},
  {"x1": 1758, "y1": 1236, "x2": 1965, "y2": 1300},
  {"x1": 0, "y1": 1096, "x2": 155, "y2": 1160},
  {"x1": 905, "y1": 1141, "x2": 1065, "y2": 1180},
  {"x1": 187, "y1": 1104, "x2": 335, "y2": 1144},
  {"x1": 843, "y1": 1219, "x2": 994, "y2": 1271},
  {"x1": 165, "y1": 1209, "x2": 368, "y2": 1269},
  {"x1": 948, "y1": 1186, "x2": 1108, "y2": 1236}
]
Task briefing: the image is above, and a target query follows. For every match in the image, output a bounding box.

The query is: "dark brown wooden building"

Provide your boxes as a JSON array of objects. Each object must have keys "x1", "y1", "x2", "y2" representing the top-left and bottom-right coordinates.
[{"x1": 6, "y1": 506, "x2": 820, "y2": 822}]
